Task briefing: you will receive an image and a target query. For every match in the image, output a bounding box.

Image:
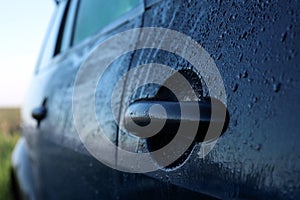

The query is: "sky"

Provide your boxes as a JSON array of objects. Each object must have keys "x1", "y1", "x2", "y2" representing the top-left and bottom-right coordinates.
[{"x1": 0, "y1": 0, "x2": 55, "y2": 107}]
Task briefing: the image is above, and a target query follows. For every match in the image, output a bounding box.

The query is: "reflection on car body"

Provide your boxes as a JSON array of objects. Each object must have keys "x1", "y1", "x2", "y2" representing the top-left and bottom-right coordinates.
[{"x1": 11, "y1": 0, "x2": 300, "y2": 199}]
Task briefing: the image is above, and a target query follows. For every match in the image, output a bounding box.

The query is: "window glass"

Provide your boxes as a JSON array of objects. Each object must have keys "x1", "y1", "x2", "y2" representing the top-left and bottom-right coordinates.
[
  {"x1": 36, "y1": 1, "x2": 66, "y2": 71},
  {"x1": 59, "y1": 0, "x2": 78, "y2": 53},
  {"x1": 72, "y1": 0, "x2": 140, "y2": 46}
]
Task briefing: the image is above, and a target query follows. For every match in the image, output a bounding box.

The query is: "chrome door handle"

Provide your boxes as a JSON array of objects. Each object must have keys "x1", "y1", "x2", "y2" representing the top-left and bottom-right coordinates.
[{"x1": 124, "y1": 98, "x2": 229, "y2": 142}]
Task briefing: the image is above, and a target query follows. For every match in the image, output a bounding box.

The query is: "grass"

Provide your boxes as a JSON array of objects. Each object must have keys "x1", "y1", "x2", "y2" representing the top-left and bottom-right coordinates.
[
  {"x1": 0, "y1": 108, "x2": 20, "y2": 136},
  {"x1": 0, "y1": 108, "x2": 20, "y2": 200},
  {"x1": 0, "y1": 133, "x2": 19, "y2": 200}
]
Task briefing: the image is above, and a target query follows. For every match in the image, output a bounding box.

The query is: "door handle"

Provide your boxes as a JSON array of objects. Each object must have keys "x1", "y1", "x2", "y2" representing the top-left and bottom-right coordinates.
[
  {"x1": 124, "y1": 99, "x2": 229, "y2": 142},
  {"x1": 32, "y1": 99, "x2": 47, "y2": 128}
]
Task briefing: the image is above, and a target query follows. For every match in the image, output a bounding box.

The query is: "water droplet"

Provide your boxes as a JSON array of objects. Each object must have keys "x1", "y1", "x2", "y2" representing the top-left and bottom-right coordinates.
[
  {"x1": 281, "y1": 32, "x2": 287, "y2": 42},
  {"x1": 270, "y1": 76, "x2": 275, "y2": 83},
  {"x1": 239, "y1": 54, "x2": 243, "y2": 62},
  {"x1": 241, "y1": 31, "x2": 247, "y2": 39},
  {"x1": 254, "y1": 144, "x2": 262, "y2": 151},
  {"x1": 232, "y1": 120, "x2": 238, "y2": 127},
  {"x1": 273, "y1": 83, "x2": 281, "y2": 92},
  {"x1": 252, "y1": 97, "x2": 258, "y2": 103},
  {"x1": 232, "y1": 83, "x2": 238, "y2": 92},
  {"x1": 165, "y1": 175, "x2": 171, "y2": 183},
  {"x1": 242, "y1": 70, "x2": 248, "y2": 78}
]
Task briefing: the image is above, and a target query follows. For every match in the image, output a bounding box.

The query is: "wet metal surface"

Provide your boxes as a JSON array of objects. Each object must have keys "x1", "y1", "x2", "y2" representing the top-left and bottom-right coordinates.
[
  {"x1": 120, "y1": 0, "x2": 300, "y2": 199},
  {"x1": 17, "y1": 0, "x2": 300, "y2": 199}
]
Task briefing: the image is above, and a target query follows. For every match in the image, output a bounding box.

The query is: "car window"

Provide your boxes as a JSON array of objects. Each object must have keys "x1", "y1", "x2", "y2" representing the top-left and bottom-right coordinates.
[
  {"x1": 36, "y1": 1, "x2": 67, "y2": 72},
  {"x1": 58, "y1": 0, "x2": 78, "y2": 54},
  {"x1": 37, "y1": 0, "x2": 142, "y2": 72},
  {"x1": 72, "y1": 0, "x2": 140, "y2": 46}
]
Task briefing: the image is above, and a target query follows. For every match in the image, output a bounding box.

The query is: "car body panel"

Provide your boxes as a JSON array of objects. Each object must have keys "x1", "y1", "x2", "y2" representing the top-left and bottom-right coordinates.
[
  {"x1": 118, "y1": 0, "x2": 300, "y2": 199},
  {"x1": 13, "y1": 0, "x2": 216, "y2": 199},
  {"x1": 17, "y1": 1, "x2": 142, "y2": 199},
  {"x1": 12, "y1": 0, "x2": 300, "y2": 199},
  {"x1": 11, "y1": 138, "x2": 35, "y2": 200}
]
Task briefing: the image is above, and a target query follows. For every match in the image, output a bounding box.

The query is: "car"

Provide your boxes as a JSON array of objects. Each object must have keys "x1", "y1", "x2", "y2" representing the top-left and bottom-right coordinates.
[{"x1": 11, "y1": 0, "x2": 300, "y2": 199}]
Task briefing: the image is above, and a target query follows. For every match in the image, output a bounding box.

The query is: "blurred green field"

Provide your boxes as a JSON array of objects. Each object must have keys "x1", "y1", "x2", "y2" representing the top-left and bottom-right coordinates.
[
  {"x1": 0, "y1": 108, "x2": 20, "y2": 136},
  {"x1": 0, "y1": 108, "x2": 20, "y2": 200},
  {"x1": 0, "y1": 133, "x2": 19, "y2": 200}
]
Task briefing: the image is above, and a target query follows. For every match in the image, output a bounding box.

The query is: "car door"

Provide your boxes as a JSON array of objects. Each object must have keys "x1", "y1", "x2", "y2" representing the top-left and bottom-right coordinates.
[
  {"x1": 21, "y1": 1, "x2": 69, "y2": 198},
  {"x1": 117, "y1": 0, "x2": 300, "y2": 199},
  {"x1": 22, "y1": 0, "x2": 145, "y2": 199}
]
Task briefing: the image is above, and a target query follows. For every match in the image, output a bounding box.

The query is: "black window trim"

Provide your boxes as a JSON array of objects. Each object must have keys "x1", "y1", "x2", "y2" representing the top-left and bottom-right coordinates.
[
  {"x1": 55, "y1": 0, "x2": 80, "y2": 55},
  {"x1": 54, "y1": 0, "x2": 71, "y2": 55}
]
